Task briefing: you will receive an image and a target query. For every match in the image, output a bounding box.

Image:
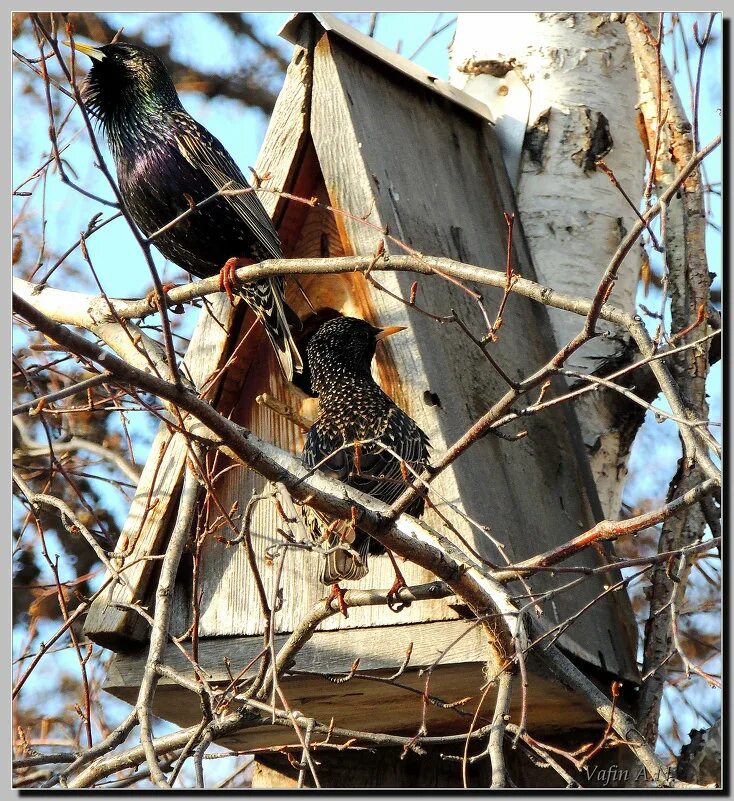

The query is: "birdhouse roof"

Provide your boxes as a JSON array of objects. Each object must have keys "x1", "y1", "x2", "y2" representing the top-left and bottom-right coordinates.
[{"x1": 280, "y1": 12, "x2": 493, "y2": 122}]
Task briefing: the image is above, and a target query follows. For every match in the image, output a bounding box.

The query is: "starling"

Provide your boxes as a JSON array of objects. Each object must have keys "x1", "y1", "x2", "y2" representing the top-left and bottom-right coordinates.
[
  {"x1": 71, "y1": 41, "x2": 302, "y2": 380},
  {"x1": 302, "y1": 316, "x2": 430, "y2": 597}
]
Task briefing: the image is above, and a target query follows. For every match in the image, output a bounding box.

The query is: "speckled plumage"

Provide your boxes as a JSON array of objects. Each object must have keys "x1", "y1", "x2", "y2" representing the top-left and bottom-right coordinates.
[
  {"x1": 302, "y1": 317, "x2": 430, "y2": 583},
  {"x1": 79, "y1": 41, "x2": 302, "y2": 379}
]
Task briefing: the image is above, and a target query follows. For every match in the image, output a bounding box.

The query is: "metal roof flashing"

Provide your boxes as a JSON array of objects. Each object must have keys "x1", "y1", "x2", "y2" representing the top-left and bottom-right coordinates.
[{"x1": 279, "y1": 12, "x2": 494, "y2": 124}]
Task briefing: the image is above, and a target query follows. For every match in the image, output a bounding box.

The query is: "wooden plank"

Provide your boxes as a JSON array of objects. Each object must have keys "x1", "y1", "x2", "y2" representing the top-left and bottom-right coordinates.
[
  {"x1": 83, "y1": 34, "x2": 315, "y2": 649},
  {"x1": 476, "y1": 123, "x2": 640, "y2": 663},
  {"x1": 91, "y1": 16, "x2": 636, "y2": 707},
  {"x1": 306, "y1": 33, "x2": 637, "y2": 680},
  {"x1": 161, "y1": 27, "x2": 635, "y2": 678},
  {"x1": 105, "y1": 619, "x2": 611, "y2": 750}
]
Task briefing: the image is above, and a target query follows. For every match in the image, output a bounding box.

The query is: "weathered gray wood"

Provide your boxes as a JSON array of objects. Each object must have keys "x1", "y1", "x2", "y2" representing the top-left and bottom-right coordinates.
[
  {"x1": 83, "y1": 298, "x2": 236, "y2": 648},
  {"x1": 162, "y1": 26, "x2": 455, "y2": 638},
  {"x1": 476, "y1": 121, "x2": 640, "y2": 659},
  {"x1": 307, "y1": 30, "x2": 638, "y2": 679},
  {"x1": 105, "y1": 619, "x2": 610, "y2": 751},
  {"x1": 281, "y1": 12, "x2": 493, "y2": 123},
  {"x1": 167, "y1": 175, "x2": 457, "y2": 637},
  {"x1": 90, "y1": 13, "x2": 638, "y2": 720}
]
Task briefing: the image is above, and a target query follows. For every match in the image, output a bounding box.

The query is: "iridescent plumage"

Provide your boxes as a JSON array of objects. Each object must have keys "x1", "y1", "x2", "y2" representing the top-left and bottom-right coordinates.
[{"x1": 78, "y1": 41, "x2": 302, "y2": 379}]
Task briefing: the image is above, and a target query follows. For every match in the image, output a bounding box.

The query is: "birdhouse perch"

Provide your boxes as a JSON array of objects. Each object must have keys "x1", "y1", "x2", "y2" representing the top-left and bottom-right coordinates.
[{"x1": 84, "y1": 12, "x2": 639, "y2": 777}]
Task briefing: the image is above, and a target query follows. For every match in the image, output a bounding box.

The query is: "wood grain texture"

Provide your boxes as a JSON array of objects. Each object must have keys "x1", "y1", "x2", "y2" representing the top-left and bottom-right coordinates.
[
  {"x1": 83, "y1": 298, "x2": 236, "y2": 648},
  {"x1": 476, "y1": 122, "x2": 640, "y2": 664},
  {"x1": 105, "y1": 619, "x2": 611, "y2": 751},
  {"x1": 307, "y1": 32, "x2": 637, "y2": 679},
  {"x1": 280, "y1": 12, "x2": 493, "y2": 123},
  {"x1": 168, "y1": 174, "x2": 457, "y2": 637}
]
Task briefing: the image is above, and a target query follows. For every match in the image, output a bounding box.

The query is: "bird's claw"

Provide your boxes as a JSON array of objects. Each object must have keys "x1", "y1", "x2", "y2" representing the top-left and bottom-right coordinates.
[
  {"x1": 328, "y1": 583, "x2": 349, "y2": 618},
  {"x1": 387, "y1": 574, "x2": 410, "y2": 613},
  {"x1": 386, "y1": 550, "x2": 410, "y2": 612},
  {"x1": 146, "y1": 282, "x2": 178, "y2": 311},
  {"x1": 218, "y1": 259, "x2": 239, "y2": 304},
  {"x1": 219, "y1": 257, "x2": 254, "y2": 305}
]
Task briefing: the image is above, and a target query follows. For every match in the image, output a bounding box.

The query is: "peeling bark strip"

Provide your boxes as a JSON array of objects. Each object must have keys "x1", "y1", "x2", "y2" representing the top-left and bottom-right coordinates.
[
  {"x1": 523, "y1": 108, "x2": 551, "y2": 169},
  {"x1": 571, "y1": 109, "x2": 613, "y2": 173},
  {"x1": 457, "y1": 56, "x2": 518, "y2": 78}
]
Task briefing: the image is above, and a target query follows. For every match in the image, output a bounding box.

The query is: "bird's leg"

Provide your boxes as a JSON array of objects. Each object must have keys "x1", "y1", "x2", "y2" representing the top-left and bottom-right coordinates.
[
  {"x1": 386, "y1": 550, "x2": 410, "y2": 613},
  {"x1": 145, "y1": 283, "x2": 179, "y2": 311},
  {"x1": 219, "y1": 257, "x2": 254, "y2": 305},
  {"x1": 327, "y1": 583, "x2": 349, "y2": 618},
  {"x1": 352, "y1": 441, "x2": 362, "y2": 475}
]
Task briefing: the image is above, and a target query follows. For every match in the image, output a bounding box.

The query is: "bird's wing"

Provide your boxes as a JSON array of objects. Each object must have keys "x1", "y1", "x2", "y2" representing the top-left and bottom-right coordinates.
[
  {"x1": 302, "y1": 422, "x2": 351, "y2": 482},
  {"x1": 345, "y1": 408, "x2": 430, "y2": 507},
  {"x1": 384, "y1": 407, "x2": 431, "y2": 468},
  {"x1": 304, "y1": 411, "x2": 429, "y2": 507},
  {"x1": 172, "y1": 113, "x2": 282, "y2": 260}
]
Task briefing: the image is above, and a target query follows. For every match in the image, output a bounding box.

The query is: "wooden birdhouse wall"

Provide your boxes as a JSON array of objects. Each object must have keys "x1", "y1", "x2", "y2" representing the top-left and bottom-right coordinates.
[
  {"x1": 86, "y1": 14, "x2": 638, "y2": 711},
  {"x1": 167, "y1": 157, "x2": 460, "y2": 638}
]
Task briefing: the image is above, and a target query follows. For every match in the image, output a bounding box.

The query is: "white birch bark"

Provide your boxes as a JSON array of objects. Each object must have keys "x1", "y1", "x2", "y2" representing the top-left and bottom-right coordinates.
[{"x1": 449, "y1": 12, "x2": 645, "y2": 517}]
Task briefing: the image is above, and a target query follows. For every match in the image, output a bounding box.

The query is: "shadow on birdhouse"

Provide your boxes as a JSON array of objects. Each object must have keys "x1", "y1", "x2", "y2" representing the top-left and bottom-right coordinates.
[{"x1": 84, "y1": 12, "x2": 639, "y2": 785}]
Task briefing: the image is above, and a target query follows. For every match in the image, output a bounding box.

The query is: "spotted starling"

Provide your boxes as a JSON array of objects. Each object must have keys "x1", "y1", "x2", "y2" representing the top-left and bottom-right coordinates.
[
  {"x1": 302, "y1": 316, "x2": 430, "y2": 586},
  {"x1": 71, "y1": 40, "x2": 302, "y2": 380}
]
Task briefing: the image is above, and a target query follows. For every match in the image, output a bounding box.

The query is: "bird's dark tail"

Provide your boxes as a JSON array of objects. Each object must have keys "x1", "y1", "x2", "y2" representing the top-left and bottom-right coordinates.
[
  {"x1": 246, "y1": 277, "x2": 303, "y2": 382},
  {"x1": 321, "y1": 529, "x2": 371, "y2": 584},
  {"x1": 266, "y1": 289, "x2": 304, "y2": 382},
  {"x1": 299, "y1": 493, "x2": 371, "y2": 584}
]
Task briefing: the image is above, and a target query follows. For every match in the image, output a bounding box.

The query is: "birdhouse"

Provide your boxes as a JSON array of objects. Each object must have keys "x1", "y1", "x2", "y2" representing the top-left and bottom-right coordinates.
[{"x1": 84, "y1": 13, "x2": 639, "y2": 784}]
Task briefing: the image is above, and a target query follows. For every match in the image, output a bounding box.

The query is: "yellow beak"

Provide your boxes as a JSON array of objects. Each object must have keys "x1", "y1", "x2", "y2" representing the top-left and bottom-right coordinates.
[
  {"x1": 62, "y1": 40, "x2": 106, "y2": 61},
  {"x1": 374, "y1": 325, "x2": 406, "y2": 341}
]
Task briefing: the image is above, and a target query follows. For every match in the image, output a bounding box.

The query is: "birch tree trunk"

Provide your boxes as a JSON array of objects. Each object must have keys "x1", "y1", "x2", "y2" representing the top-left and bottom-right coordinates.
[{"x1": 449, "y1": 12, "x2": 645, "y2": 518}]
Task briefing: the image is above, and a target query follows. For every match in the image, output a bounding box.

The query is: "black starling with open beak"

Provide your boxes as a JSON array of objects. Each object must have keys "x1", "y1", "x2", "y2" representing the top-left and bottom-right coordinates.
[
  {"x1": 302, "y1": 316, "x2": 430, "y2": 612},
  {"x1": 70, "y1": 40, "x2": 302, "y2": 380}
]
